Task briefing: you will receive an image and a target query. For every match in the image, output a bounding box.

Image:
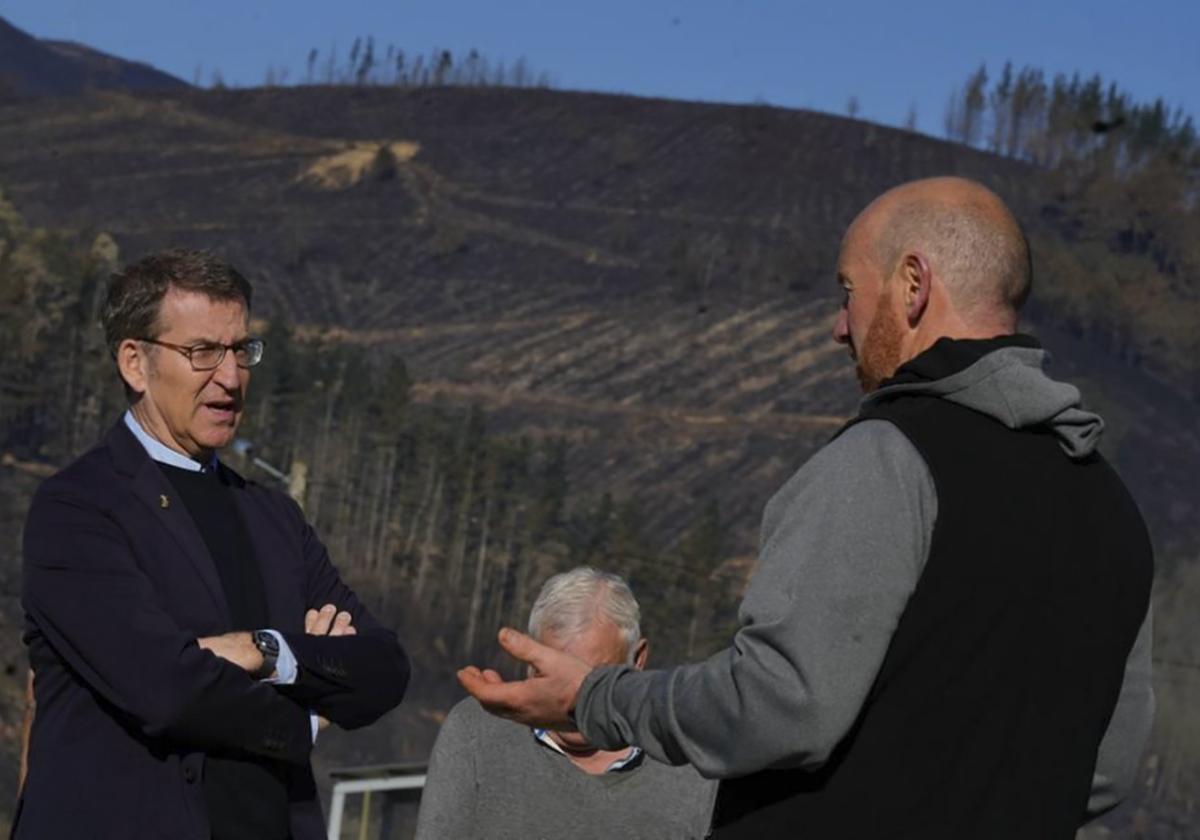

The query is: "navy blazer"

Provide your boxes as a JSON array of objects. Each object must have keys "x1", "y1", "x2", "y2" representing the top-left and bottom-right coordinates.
[{"x1": 17, "y1": 420, "x2": 410, "y2": 839}]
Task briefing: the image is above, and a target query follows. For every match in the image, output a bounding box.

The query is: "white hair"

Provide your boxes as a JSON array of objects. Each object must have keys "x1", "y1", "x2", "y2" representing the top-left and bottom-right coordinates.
[{"x1": 527, "y1": 566, "x2": 642, "y2": 663}]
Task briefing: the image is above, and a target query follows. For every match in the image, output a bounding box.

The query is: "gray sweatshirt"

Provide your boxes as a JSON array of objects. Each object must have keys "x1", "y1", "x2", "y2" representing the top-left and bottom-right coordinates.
[
  {"x1": 575, "y1": 345, "x2": 1153, "y2": 819},
  {"x1": 415, "y1": 698, "x2": 718, "y2": 840}
]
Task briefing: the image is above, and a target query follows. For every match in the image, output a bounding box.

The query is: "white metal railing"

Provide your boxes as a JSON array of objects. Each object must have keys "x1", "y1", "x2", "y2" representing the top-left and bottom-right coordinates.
[{"x1": 327, "y1": 764, "x2": 427, "y2": 840}]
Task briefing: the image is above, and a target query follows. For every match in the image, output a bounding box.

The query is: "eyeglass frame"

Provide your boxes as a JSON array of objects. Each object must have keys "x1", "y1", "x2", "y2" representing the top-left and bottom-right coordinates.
[{"x1": 134, "y1": 336, "x2": 266, "y2": 370}]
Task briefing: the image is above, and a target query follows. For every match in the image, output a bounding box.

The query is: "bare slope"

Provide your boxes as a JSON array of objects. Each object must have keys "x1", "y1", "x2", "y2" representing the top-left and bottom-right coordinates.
[{"x1": 0, "y1": 86, "x2": 1190, "y2": 542}]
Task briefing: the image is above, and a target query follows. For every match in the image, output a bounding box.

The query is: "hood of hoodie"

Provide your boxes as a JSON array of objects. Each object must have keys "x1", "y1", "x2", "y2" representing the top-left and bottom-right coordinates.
[{"x1": 860, "y1": 335, "x2": 1105, "y2": 460}]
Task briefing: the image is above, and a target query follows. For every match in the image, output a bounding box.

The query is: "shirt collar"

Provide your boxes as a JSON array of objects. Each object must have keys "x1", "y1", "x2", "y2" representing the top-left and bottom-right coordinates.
[
  {"x1": 531, "y1": 728, "x2": 644, "y2": 773},
  {"x1": 123, "y1": 410, "x2": 217, "y2": 473}
]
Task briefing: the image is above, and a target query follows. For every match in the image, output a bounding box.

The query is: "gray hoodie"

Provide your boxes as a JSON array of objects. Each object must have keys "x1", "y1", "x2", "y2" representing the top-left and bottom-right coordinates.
[{"x1": 575, "y1": 344, "x2": 1153, "y2": 820}]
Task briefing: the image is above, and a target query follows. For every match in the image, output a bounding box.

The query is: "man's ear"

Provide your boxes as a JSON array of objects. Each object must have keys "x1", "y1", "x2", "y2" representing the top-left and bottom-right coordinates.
[
  {"x1": 115, "y1": 339, "x2": 150, "y2": 396},
  {"x1": 900, "y1": 252, "x2": 932, "y2": 326},
  {"x1": 631, "y1": 639, "x2": 649, "y2": 671}
]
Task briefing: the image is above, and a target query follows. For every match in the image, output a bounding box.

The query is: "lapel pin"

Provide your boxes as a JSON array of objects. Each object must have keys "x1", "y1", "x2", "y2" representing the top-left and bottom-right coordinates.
[{"x1": 159, "y1": 494, "x2": 171, "y2": 509}]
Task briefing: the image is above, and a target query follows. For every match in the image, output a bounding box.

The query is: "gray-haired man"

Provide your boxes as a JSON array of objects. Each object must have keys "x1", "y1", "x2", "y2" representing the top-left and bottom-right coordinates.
[{"x1": 416, "y1": 567, "x2": 717, "y2": 840}]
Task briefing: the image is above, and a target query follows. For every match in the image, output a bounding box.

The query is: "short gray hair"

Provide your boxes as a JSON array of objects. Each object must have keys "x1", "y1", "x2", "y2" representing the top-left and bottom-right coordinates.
[{"x1": 527, "y1": 566, "x2": 641, "y2": 661}]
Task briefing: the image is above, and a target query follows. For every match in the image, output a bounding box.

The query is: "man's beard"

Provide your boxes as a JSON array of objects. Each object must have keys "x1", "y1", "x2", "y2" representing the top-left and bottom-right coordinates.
[{"x1": 855, "y1": 292, "x2": 905, "y2": 393}]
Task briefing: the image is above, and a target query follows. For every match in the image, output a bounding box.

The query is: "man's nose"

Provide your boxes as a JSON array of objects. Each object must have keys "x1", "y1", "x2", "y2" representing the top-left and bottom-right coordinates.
[
  {"x1": 832, "y1": 309, "x2": 849, "y2": 344},
  {"x1": 211, "y1": 349, "x2": 242, "y2": 388}
]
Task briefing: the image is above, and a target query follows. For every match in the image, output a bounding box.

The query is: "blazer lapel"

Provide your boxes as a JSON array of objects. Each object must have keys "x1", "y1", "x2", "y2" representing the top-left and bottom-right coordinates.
[{"x1": 108, "y1": 420, "x2": 233, "y2": 626}]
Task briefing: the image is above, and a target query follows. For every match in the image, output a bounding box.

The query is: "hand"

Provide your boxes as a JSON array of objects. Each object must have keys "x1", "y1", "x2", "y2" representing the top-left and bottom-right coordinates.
[
  {"x1": 197, "y1": 632, "x2": 263, "y2": 674},
  {"x1": 305, "y1": 604, "x2": 354, "y2": 731},
  {"x1": 305, "y1": 603, "x2": 356, "y2": 637},
  {"x1": 457, "y1": 628, "x2": 590, "y2": 731}
]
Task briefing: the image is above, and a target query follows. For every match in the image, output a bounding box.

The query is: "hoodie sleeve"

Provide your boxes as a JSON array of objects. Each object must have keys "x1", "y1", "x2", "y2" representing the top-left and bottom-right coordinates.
[
  {"x1": 1085, "y1": 605, "x2": 1154, "y2": 820},
  {"x1": 574, "y1": 420, "x2": 937, "y2": 777}
]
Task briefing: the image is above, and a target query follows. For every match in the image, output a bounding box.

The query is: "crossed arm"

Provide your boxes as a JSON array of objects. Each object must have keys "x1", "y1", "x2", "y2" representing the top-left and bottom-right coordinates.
[
  {"x1": 198, "y1": 604, "x2": 357, "y2": 678},
  {"x1": 23, "y1": 484, "x2": 407, "y2": 764},
  {"x1": 198, "y1": 603, "x2": 358, "y2": 732},
  {"x1": 19, "y1": 603, "x2": 358, "y2": 778}
]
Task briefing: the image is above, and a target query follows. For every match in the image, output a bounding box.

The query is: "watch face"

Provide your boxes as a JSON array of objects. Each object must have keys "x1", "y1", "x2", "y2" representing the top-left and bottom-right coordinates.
[{"x1": 255, "y1": 631, "x2": 280, "y2": 656}]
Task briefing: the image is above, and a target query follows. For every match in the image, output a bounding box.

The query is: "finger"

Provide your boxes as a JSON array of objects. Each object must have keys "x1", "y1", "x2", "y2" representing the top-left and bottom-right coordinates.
[
  {"x1": 311, "y1": 604, "x2": 336, "y2": 636},
  {"x1": 344, "y1": 626, "x2": 357, "y2": 636},
  {"x1": 481, "y1": 669, "x2": 503, "y2": 684},
  {"x1": 457, "y1": 668, "x2": 517, "y2": 710},
  {"x1": 497, "y1": 628, "x2": 558, "y2": 671},
  {"x1": 330, "y1": 611, "x2": 353, "y2": 636}
]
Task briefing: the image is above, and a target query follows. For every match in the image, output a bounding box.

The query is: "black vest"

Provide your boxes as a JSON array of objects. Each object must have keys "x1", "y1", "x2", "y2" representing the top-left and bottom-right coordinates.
[{"x1": 712, "y1": 367, "x2": 1152, "y2": 839}]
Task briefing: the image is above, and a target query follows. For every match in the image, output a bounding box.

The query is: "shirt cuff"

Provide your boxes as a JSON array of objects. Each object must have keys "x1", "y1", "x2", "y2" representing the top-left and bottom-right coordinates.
[
  {"x1": 310, "y1": 713, "x2": 320, "y2": 744},
  {"x1": 261, "y1": 630, "x2": 298, "y2": 684}
]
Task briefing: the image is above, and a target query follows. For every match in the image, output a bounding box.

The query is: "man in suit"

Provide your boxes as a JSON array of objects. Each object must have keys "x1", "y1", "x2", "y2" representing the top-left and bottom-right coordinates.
[{"x1": 19, "y1": 249, "x2": 410, "y2": 839}]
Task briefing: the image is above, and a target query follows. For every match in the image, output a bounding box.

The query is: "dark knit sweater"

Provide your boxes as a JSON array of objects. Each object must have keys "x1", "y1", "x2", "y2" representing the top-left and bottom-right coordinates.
[{"x1": 160, "y1": 464, "x2": 290, "y2": 840}]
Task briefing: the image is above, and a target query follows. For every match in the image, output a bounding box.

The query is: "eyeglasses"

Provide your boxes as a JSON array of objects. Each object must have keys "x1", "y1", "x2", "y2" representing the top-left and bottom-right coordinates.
[{"x1": 137, "y1": 337, "x2": 265, "y2": 370}]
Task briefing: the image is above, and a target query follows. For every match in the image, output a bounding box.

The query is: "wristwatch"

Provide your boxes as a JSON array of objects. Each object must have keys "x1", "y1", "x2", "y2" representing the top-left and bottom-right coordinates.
[{"x1": 252, "y1": 630, "x2": 280, "y2": 680}]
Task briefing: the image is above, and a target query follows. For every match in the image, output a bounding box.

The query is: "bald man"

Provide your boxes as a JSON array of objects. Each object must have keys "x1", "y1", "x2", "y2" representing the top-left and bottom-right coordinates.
[{"x1": 460, "y1": 177, "x2": 1154, "y2": 840}]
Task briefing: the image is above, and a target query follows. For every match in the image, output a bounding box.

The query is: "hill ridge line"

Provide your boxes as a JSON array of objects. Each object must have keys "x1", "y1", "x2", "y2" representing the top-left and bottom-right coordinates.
[{"x1": 408, "y1": 380, "x2": 848, "y2": 435}]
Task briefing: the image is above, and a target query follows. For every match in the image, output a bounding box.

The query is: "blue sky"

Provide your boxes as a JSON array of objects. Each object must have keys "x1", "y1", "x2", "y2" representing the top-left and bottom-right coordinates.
[{"x1": 3, "y1": 0, "x2": 1197, "y2": 132}]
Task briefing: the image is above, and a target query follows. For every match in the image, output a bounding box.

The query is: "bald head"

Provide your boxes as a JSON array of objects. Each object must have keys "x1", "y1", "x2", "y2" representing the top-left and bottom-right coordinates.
[
  {"x1": 857, "y1": 177, "x2": 1031, "y2": 323},
  {"x1": 833, "y1": 177, "x2": 1033, "y2": 391}
]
